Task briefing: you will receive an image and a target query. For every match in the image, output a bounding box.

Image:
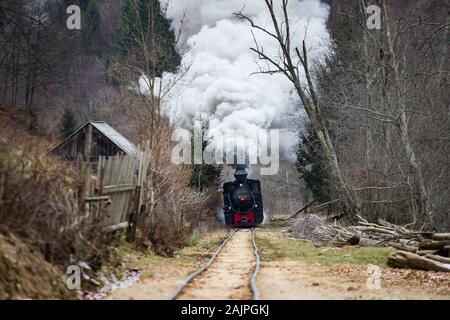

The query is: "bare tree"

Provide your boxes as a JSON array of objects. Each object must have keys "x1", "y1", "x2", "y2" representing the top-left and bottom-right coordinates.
[
  {"x1": 236, "y1": 0, "x2": 362, "y2": 220},
  {"x1": 112, "y1": 0, "x2": 189, "y2": 146},
  {"x1": 316, "y1": 0, "x2": 449, "y2": 229}
]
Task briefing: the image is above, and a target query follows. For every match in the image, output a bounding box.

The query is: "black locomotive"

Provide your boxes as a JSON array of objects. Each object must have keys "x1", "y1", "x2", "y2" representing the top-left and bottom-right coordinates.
[{"x1": 223, "y1": 165, "x2": 264, "y2": 228}]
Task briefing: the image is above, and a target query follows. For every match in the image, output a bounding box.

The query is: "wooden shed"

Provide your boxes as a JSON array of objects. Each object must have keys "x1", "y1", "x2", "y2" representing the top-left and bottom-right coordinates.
[{"x1": 52, "y1": 121, "x2": 137, "y2": 162}]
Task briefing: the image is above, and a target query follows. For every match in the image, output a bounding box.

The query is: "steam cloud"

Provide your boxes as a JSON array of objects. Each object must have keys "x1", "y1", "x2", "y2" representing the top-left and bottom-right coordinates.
[{"x1": 161, "y1": 0, "x2": 330, "y2": 162}]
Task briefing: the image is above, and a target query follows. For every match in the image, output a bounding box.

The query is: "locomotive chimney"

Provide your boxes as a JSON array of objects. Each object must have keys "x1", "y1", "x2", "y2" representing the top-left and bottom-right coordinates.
[{"x1": 234, "y1": 164, "x2": 248, "y2": 183}]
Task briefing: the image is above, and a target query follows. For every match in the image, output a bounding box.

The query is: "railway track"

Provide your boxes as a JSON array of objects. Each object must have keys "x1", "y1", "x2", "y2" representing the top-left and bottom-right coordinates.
[
  {"x1": 170, "y1": 228, "x2": 261, "y2": 300},
  {"x1": 250, "y1": 228, "x2": 261, "y2": 300}
]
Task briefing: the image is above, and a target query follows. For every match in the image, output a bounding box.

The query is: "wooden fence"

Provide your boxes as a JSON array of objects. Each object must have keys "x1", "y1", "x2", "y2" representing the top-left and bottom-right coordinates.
[{"x1": 84, "y1": 149, "x2": 151, "y2": 239}]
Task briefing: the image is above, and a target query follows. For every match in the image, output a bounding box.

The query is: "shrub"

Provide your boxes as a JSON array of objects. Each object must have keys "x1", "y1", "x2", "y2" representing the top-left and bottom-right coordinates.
[
  {"x1": 135, "y1": 124, "x2": 220, "y2": 256},
  {"x1": 185, "y1": 231, "x2": 201, "y2": 247},
  {"x1": 0, "y1": 131, "x2": 115, "y2": 274}
]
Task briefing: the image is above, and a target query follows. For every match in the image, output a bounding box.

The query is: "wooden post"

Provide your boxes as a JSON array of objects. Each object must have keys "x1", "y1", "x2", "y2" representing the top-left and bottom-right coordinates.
[
  {"x1": 97, "y1": 157, "x2": 106, "y2": 218},
  {"x1": 83, "y1": 123, "x2": 93, "y2": 213},
  {"x1": 84, "y1": 122, "x2": 93, "y2": 161},
  {"x1": 127, "y1": 186, "x2": 141, "y2": 242}
]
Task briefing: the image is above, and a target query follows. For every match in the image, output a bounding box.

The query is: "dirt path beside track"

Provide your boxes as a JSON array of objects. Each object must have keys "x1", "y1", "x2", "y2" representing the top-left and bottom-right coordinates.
[
  {"x1": 107, "y1": 226, "x2": 449, "y2": 300},
  {"x1": 258, "y1": 260, "x2": 450, "y2": 299},
  {"x1": 256, "y1": 228, "x2": 450, "y2": 300}
]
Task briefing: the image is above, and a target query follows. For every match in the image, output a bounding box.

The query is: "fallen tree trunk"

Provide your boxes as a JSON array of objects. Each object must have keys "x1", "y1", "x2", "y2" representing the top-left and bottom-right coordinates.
[
  {"x1": 419, "y1": 240, "x2": 450, "y2": 251},
  {"x1": 387, "y1": 251, "x2": 450, "y2": 272},
  {"x1": 415, "y1": 250, "x2": 439, "y2": 256},
  {"x1": 432, "y1": 233, "x2": 450, "y2": 241},
  {"x1": 377, "y1": 219, "x2": 412, "y2": 234},
  {"x1": 424, "y1": 254, "x2": 450, "y2": 264},
  {"x1": 353, "y1": 226, "x2": 399, "y2": 237},
  {"x1": 358, "y1": 237, "x2": 382, "y2": 247},
  {"x1": 347, "y1": 236, "x2": 380, "y2": 246},
  {"x1": 399, "y1": 239, "x2": 418, "y2": 246},
  {"x1": 388, "y1": 242, "x2": 417, "y2": 253},
  {"x1": 288, "y1": 199, "x2": 316, "y2": 220}
]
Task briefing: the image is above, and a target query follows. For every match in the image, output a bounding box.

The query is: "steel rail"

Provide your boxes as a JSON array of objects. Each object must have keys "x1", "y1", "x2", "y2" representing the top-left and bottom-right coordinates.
[
  {"x1": 250, "y1": 227, "x2": 261, "y2": 300},
  {"x1": 170, "y1": 229, "x2": 237, "y2": 300}
]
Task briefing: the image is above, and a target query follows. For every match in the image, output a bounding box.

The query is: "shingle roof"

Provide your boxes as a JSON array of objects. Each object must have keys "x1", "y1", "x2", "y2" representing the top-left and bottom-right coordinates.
[
  {"x1": 90, "y1": 122, "x2": 137, "y2": 155},
  {"x1": 52, "y1": 121, "x2": 137, "y2": 155}
]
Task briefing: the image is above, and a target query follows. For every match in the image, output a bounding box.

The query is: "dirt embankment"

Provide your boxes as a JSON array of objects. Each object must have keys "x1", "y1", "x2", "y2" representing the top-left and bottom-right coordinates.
[
  {"x1": 0, "y1": 233, "x2": 72, "y2": 300},
  {"x1": 106, "y1": 262, "x2": 197, "y2": 300},
  {"x1": 107, "y1": 231, "x2": 229, "y2": 300},
  {"x1": 108, "y1": 230, "x2": 256, "y2": 300}
]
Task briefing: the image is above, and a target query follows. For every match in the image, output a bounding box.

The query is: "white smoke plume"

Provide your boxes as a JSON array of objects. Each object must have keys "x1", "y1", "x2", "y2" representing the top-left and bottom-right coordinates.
[{"x1": 162, "y1": 0, "x2": 330, "y2": 162}]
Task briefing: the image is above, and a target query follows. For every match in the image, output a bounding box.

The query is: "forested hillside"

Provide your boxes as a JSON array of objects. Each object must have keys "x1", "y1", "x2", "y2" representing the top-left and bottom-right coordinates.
[
  {"x1": 0, "y1": 0, "x2": 448, "y2": 301},
  {"x1": 1, "y1": 0, "x2": 179, "y2": 139}
]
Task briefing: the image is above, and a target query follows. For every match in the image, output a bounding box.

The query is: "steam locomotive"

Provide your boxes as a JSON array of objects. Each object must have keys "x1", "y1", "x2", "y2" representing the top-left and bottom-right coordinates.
[{"x1": 223, "y1": 165, "x2": 264, "y2": 228}]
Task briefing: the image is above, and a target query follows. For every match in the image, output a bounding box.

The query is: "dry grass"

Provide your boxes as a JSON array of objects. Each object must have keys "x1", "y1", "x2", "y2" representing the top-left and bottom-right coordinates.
[
  {"x1": 257, "y1": 219, "x2": 393, "y2": 267},
  {"x1": 256, "y1": 230, "x2": 393, "y2": 268},
  {"x1": 0, "y1": 114, "x2": 221, "y2": 297},
  {"x1": 133, "y1": 123, "x2": 221, "y2": 257},
  {"x1": 114, "y1": 229, "x2": 227, "y2": 279},
  {"x1": 0, "y1": 128, "x2": 117, "y2": 295}
]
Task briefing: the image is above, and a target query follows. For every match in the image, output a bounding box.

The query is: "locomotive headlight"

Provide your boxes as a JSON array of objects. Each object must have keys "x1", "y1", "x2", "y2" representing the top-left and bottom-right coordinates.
[{"x1": 238, "y1": 195, "x2": 251, "y2": 201}]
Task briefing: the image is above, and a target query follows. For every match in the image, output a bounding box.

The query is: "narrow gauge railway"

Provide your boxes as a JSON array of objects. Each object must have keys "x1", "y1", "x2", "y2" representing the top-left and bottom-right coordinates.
[{"x1": 170, "y1": 228, "x2": 260, "y2": 300}]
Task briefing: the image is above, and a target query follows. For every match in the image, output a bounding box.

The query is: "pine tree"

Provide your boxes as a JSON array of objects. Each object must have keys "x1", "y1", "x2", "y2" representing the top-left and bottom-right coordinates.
[
  {"x1": 60, "y1": 0, "x2": 101, "y2": 53},
  {"x1": 82, "y1": 0, "x2": 101, "y2": 50},
  {"x1": 296, "y1": 125, "x2": 331, "y2": 203},
  {"x1": 60, "y1": 109, "x2": 78, "y2": 139},
  {"x1": 189, "y1": 127, "x2": 221, "y2": 191},
  {"x1": 117, "y1": 0, "x2": 180, "y2": 75}
]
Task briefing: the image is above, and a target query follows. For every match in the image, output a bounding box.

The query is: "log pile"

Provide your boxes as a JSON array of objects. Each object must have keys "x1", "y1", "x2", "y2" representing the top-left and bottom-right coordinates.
[
  {"x1": 289, "y1": 214, "x2": 450, "y2": 272},
  {"x1": 387, "y1": 235, "x2": 450, "y2": 272},
  {"x1": 289, "y1": 214, "x2": 419, "y2": 247}
]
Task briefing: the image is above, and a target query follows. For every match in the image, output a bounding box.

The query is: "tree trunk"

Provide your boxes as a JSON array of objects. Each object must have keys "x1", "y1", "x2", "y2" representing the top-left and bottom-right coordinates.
[
  {"x1": 290, "y1": 66, "x2": 361, "y2": 221},
  {"x1": 436, "y1": 3, "x2": 449, "y2": 86},
  {"x1": 381, "y1": 0, "x2": 432, "y2": 227},
  {"x1": 418, "y1": 240, "x2": 450, "y2": 251},
  {"x1": 433, "y1": 233, "x2": 450, "y2": 241}
]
